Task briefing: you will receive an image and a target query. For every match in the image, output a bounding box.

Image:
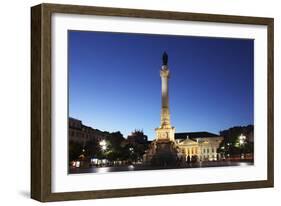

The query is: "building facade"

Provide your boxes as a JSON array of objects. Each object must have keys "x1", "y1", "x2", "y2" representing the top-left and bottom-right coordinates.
[
  {"x1": 69, "y1": 117, "x2": 109, "y2": 145},
  {"x1": 175, "y1": 132, "x2": 223, "y2": 161}
]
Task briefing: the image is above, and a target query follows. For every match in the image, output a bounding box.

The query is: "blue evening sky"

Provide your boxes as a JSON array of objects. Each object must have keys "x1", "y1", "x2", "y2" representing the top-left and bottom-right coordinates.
[{"x1": 68, "y1": 30, "x2": 254, "y2": 140}]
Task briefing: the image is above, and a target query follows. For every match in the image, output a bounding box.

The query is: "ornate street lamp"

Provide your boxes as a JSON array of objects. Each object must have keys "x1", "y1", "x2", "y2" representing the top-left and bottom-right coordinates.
[
  {"x1": 99, "y1": 140, "x2": 107, "y2": 151},
  {"x1": 238, "y1": 134, "x2": 246, "y2": 145},
  {"x1": 238, "y1": 134, "x2": 246, "y2": 159}
]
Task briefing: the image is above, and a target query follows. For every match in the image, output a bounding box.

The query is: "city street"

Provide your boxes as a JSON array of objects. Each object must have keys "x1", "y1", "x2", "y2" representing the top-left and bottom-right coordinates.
[{"x1": 69, "y1": 161, "x2": 253, "y2": 174}]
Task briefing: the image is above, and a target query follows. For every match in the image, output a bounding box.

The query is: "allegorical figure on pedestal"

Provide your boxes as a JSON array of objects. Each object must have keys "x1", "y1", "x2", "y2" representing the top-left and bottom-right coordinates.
[{"x1": 162, "y1": 51, "x2": 168, "y2": 65}]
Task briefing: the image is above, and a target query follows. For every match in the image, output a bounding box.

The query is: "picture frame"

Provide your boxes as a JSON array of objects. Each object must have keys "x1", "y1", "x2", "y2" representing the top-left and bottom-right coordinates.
[{"x1": 31, "y1": 3, "x2": 274, "y2": 202}]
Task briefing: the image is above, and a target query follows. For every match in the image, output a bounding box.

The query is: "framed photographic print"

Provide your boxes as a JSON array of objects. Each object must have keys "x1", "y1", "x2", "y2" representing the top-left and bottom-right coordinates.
[{"x1": 31, "y1": 3, "x2": 274, "y2": 202}]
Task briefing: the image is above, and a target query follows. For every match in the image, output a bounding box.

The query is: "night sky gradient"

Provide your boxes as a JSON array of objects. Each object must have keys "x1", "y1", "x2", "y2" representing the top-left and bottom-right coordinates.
[{"x1": 68, "y1": 30, "x2": 254, "y2": 140}]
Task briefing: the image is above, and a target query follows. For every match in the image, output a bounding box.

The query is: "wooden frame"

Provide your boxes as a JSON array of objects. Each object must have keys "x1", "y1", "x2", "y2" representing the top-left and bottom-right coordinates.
[{"x1": 31, "y1": 3, "x2": 274, "y2": 202}]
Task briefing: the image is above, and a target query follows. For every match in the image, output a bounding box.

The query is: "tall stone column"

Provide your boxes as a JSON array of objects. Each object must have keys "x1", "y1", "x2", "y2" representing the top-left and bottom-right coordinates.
[
  {"x1": 160, "y1": 65, "x2": 171, "y2": 128},
  {"x1": 156, "y1": 52, "x2": 175, "y2": 142},
  {"x1": 143, "y1": 52, "x2": 180, "y2": 166}
]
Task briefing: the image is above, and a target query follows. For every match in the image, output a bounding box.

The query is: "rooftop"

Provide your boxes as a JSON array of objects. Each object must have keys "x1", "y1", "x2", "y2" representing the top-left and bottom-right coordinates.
[{"x1": 175, "y1": 132, "x2": 219, "y2": 139}]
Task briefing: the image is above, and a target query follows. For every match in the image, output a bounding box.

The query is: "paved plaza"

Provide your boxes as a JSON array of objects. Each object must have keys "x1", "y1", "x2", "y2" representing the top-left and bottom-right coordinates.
[{"x1": 69, "y1": 161, "x2": 253, "y2": 174}]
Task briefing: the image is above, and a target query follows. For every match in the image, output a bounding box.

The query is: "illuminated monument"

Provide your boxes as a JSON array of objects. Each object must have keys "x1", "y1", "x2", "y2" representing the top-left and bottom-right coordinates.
[
  {"x1": 144, "y1": 52, "x2": 181, "y2": 166},
  {"x1": 155, "y1": 51, "x2": 176, "y2": 142}
]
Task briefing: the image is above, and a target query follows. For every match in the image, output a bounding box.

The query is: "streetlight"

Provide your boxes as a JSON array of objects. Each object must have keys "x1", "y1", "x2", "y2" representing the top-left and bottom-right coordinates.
[
  {"x1": 99, "y1": 140, "x2": 108, "y2": 166},
  {"x1": 238, "y1": 134, "x2": 246, "y2": 159},
  {"x1": 226, "y1": 142, "x2": 231, "y2": 160},
  {"x1": 238, "y1": 134, "x2": 246, "y2": 145},
  {"x1": 99, "y1": 140, "x2": 107, "y2": 151}
]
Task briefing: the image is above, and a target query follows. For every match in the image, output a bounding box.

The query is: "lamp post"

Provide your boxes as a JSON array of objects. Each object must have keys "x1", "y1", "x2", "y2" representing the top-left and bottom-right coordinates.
[
  {"x1": 129, "y1": 147, "x2": 135, "y2": 164},
  {"x1": 99, "y1": 140, "x2": 108, "y2": 166},
  {"x1": 238, "y1": 134, "x2": 246, "y2": 159},
  {"x1": 226, "y1": 142, "x2": 231, "y2": 160},
  {"x1": 99, "y1": 140, "x2": 107, "y2": 151}
]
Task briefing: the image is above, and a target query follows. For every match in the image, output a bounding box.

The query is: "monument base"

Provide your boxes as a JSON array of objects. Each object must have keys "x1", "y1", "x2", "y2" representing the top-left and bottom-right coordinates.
[{"x1": 143, "y1": 140, "x2": 182, "y2": 167}]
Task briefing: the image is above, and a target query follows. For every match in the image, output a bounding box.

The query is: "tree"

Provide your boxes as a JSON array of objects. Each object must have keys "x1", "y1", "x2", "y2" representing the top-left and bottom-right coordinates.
[
  {"x1": 84, "y1": 138, "x2": 100, "y2": 159},
  {"x1": 69, "y1": 140, "x2": 83, "y2": 161},
  {"x1": 107, "y1": 131, "x2": 125, "y2": 149},
  {"x1": 105, "y1": 131, "x2": 126, "y2": 161},
  {"x1": 219, "y1": 125, "x2": 254, "y2": 157}
]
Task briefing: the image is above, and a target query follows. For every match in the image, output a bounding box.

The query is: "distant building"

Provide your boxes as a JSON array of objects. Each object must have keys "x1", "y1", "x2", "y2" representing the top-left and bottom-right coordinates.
[
  {"x1": 127, "y1": 129, "x2": 148, "y2": 145},
  {"x1": 68, "y1": 117, "x2": 109, "y2": 145},
  {"x1": 175, "y1": 132, "x2": 224, "y2": 161}
]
